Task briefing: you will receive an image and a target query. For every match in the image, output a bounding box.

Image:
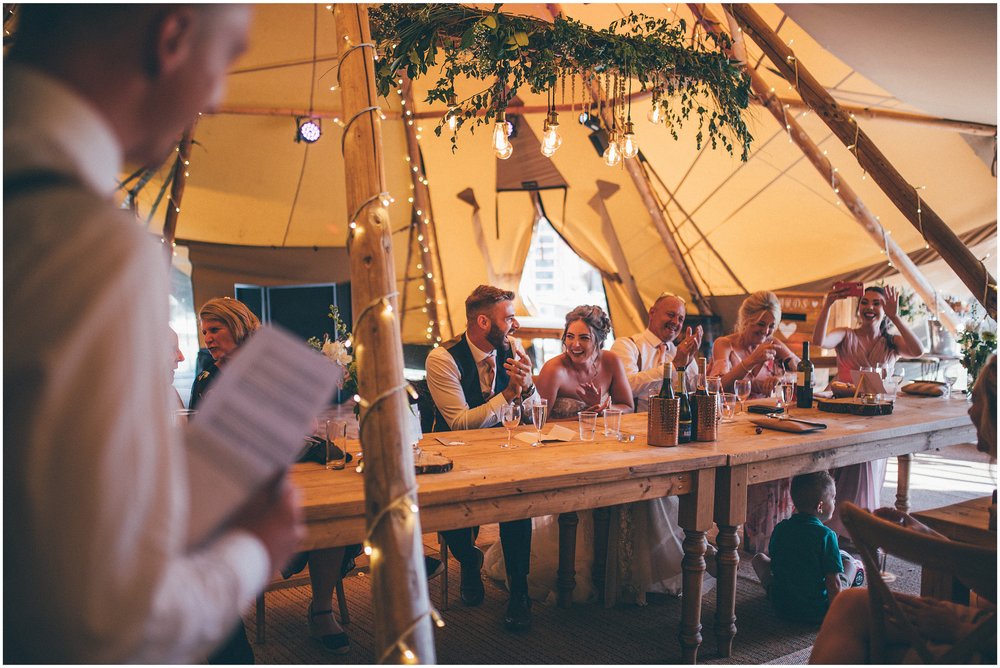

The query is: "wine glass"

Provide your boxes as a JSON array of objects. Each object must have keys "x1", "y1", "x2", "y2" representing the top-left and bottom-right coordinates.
[
  {"x1": 531, "y1": 399, "x2": 548, "y2": 447},
  {"x1": 735, "y1": 378, "x2": 752, "y2": 414},
  {"x1": 943, "y1": 365, "x2": 960, "y2": 399},
  {"x1": 500, "y1": 403, "x2": 521, "y2": 448}
]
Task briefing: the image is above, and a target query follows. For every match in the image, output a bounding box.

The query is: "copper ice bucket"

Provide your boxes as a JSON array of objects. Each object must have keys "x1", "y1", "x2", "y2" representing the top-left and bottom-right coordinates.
[
  {"x1": 694, "y1": 393, "x2": 719, "y2": 442},
  {"x1": 647, "y1": 397, "x2": 680, "y2": 447}
]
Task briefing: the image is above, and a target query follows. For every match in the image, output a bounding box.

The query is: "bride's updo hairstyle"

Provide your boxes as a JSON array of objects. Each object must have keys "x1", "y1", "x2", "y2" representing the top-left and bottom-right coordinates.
[{"x1": 562, "y1": 305, "x2": 613, "y2": 351}]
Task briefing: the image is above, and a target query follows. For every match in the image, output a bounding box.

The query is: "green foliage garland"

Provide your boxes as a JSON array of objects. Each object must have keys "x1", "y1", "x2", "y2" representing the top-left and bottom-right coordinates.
[{"x1": 370, "y1": 3, "x2": 753, "y2": 160}]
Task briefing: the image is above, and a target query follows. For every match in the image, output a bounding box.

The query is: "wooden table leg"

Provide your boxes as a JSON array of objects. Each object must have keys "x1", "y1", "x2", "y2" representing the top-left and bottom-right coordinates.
[
  {"x1": 592, "y1": 506, "x2": 611, "y2": 605},
  {"x1": 678, "y1": 468, "x2": 716, "y2": 664},
  {"x1": 895, "y1": 453, "x2": 913, "y2": 513},
  {"x1": 557, "y1": 511, "x2": 579, "y2": 608},
  {"x1": 713, "y1": 465, "x2": 748, "y2": 658}
]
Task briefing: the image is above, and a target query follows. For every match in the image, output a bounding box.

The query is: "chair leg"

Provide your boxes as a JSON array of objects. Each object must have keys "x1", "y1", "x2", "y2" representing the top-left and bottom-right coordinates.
[
  {"x1": 439, "y1": 535, "x2": 449, "y2": 611},
  {"x1": 255, "y1": 593, "x2": 266, "y2": 644},
  {"x1": 335, "y1": 580, "x2": 350, "y2": 625}
]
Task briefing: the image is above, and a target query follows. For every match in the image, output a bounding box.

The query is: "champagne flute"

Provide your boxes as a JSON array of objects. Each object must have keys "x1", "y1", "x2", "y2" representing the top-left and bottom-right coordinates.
[
  {"x1": 500, "y1": 403, "x2": 521, "y2": 448},
  {"x1": 531, "y1": 399, "x2": 548, "y2": 448},
  {"x1": 735, "y1": 378, "x2": 752, "y2": 414}
]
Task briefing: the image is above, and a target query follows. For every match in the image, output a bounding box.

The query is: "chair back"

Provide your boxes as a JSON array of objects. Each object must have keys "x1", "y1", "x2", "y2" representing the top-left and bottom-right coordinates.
[{"x1": 841, "y1": 502, "x2": 996, "y2": 663}]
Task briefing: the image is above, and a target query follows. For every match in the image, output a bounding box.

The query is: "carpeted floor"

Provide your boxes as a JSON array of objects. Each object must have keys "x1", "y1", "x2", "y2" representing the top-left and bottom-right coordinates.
[{"x1": 245, "y1": 444, "x2": 991, "y2": 664}]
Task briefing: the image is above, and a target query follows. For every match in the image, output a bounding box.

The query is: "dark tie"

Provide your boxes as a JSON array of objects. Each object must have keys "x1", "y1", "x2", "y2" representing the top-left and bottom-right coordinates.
[{"x1": 483, "y1": 355, "x2": 496, "y2": 400}]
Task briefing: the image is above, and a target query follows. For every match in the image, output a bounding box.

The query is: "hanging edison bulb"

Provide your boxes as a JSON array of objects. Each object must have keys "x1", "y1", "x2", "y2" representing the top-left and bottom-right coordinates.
[
  {"x1": 603, "y1": 131, "x2": 621, "y2": 166},
  {"x1": 621, "y1": 120, "x2": 639, "y2": 160},
  {"x1": 492, "y1": 111, "x2": 512, "y2": 159},
  {"x1": 446, "y1": 92, "x2": 459, "y2": 132},
  {"x1": 540, "y1": 111, "x2": 563, "y2": 157},
  {"x1": 647, "y1": 102, "x2": 664, "y2": 124}
]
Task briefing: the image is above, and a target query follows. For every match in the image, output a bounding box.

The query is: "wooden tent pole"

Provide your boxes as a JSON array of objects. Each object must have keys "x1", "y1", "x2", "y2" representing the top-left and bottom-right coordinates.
[
  {"x1": 688, "y1": 4, "x2": 962, "y2": 335},
  {"x1": 544, "y1": 3, "x2": 713, "y2": 316},
  {"x1": 161, "y1": 124, "x2": 197, "y2": 257},
  {"x1": 333, "y1": 5, "x2": 436, "y2": 664},
  {"x1": 401, "y1": 78, "x2": 452, "y2": 343},
  {"x1": 725, "y1": 3, "x2": 996, "y2": 321}
]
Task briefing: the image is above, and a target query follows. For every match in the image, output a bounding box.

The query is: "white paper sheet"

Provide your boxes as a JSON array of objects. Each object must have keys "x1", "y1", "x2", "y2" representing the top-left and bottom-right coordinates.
[
  {"x1": 185, "y1": 325, "x2": 342, "y2": 545},
  {"x1": 513, "y1": 423, "x2": 577, "y2": 445}
]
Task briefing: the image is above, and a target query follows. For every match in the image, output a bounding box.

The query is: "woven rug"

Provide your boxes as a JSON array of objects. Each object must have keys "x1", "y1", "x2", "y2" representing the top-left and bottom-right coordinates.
[{"x1": 246, "y1": 444, "x2": 985, "y2": 664}]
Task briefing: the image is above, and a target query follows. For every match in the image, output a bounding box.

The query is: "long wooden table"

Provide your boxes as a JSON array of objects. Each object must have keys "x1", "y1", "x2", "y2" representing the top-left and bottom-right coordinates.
[
  {"x1": 291, "y1": 421, "x2": 727, "y2": 663},
  {"x1": 708, "y1": 395, "x2": 977, "y2": 657}
]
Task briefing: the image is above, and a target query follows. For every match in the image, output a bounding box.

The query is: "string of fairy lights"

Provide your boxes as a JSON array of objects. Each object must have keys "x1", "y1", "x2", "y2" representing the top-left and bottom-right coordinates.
[
  {"x1": 335, "y1": 16, "x2": 442, "y2": 663},
  {"x1": 734, "y1": 22, "x2": 998, "y2": 315}
]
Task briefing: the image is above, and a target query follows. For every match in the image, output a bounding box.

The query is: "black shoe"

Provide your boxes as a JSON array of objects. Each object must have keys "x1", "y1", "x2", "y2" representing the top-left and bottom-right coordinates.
[
  {"x1": 308, "y1": 603, "x2": 350, "y2": 655},
  {"x1": 459, "y1": 547, "x2": 485, "y2": 606},
  {"x1": 503, "y1": 592, "x2": 532, "y2": 632},
  {"x1": 425, "y1": 555, "x2": 445, "y2": 580}
]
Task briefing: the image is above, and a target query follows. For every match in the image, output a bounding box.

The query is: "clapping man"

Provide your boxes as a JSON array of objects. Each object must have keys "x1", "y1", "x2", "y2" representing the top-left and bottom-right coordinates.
[
  {"x1": 611, "y1": 293, "x2": 703, "y2": 412},
  {"x1": 425, "y1": 285, "x2": 539, "y2": 632}
]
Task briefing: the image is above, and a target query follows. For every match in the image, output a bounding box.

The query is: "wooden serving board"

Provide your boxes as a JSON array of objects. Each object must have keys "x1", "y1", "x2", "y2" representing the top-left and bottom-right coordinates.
[{"x1": 817, "y1": 397, "x2": 894, "y2": 416}]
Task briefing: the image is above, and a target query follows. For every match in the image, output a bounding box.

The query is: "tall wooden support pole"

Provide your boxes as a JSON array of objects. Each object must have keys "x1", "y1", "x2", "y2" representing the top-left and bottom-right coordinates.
[
  {"x1": 161, "y1": 124, "x2": 197, "y2": 260},
  {"x1": 688, "y1": 4, "x2": 962, "y2": 335},
  {"x1": 333, "y1": 5, "x2": 436, "y2": 664},
  {"x1": 400, "y1": 78, "x2": 453, "y2": 343},
  {"x1": 545, "y1": 3, "x2": 714, "y2": 317},
  {"x1": 726, "y1": 3, "x2": 997, "y2": 321}
]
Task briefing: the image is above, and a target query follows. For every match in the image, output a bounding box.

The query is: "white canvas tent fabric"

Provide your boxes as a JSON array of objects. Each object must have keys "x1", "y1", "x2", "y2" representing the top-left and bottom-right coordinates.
[{"x1": 130, "y1": 3, "x2": 997, "y2": 343}]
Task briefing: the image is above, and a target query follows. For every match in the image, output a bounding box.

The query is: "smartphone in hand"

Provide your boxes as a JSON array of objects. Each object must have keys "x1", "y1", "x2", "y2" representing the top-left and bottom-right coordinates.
[{"x1": 833, "y1": 281, "x2": 864, "y2": 298}]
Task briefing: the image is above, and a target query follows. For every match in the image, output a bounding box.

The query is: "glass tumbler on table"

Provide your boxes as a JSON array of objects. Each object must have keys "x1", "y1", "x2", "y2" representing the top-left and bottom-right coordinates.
[
  {"x1": 325, "y1": 419, "x2": 348, "y2": 470},
  {"x1": 602, "y1": 407, "x2": 623, "y2": 438},
  {"x1": 500, "y1": 402, "x2": 521, "y2": 448},
  {"x1": 720, "y1": 393, "x2": 737, "y2": 423},
  {"x1": 531, "y1": 399, "x2": 548, "y2": 447},
  {"x1": 578, "y1": 411, "x2": 598, "y2": 441}
]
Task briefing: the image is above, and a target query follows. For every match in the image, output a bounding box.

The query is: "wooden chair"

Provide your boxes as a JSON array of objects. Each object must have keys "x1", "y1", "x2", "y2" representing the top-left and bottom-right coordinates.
[
  {"x1": 840, "y1": 502, "x2": 996, "y2": 663},
  {"x1": 255, "y1": 567, "x2": 349, "y2": 644}
]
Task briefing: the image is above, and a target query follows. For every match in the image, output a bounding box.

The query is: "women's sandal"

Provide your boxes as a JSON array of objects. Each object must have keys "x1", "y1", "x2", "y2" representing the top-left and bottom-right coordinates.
[{"x1": 308, "y1": 602, "x2": 350, "y2": 654}]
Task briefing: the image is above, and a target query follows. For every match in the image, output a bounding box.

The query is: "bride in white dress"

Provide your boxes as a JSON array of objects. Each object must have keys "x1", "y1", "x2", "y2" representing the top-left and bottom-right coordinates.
[{"x1": 486, "y1": 306, "x2": 710, "y2": 605}]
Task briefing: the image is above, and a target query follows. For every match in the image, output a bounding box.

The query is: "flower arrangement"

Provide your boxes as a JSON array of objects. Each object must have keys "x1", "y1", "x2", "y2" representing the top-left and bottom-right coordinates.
[
  {"x1": 307, "y1": 305, "x2": 353, "y2": 390},
  {"x1": 957, "y1": 306, "x2": 997, "y2": 388}
]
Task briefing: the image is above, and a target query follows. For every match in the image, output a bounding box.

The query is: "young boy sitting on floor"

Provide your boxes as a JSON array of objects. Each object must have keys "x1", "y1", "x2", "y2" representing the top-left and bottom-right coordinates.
[{"x1": 751, "y1": 471, "x2": 863, "y2": 623}]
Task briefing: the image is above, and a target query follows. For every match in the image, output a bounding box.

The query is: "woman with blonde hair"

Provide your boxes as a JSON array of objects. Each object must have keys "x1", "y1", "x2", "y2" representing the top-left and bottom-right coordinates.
[
  {"x1": 189, "y1": 297, "x2": 261, "y2": 409},
  {"x1": 190, "y1": 297, "x2": 358, "y2": 655},
  {"x1": 711, "y1": 290, "x2": 799, "y2": 397},
  {"x1": 712, "y1": 291, "x2": 801, "y2": 553}
]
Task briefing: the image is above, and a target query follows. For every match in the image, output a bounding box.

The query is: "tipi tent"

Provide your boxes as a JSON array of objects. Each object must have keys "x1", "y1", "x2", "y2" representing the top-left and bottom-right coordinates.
[{"x1": 131, "y1": 3, "x2": 995, "y2": 345}]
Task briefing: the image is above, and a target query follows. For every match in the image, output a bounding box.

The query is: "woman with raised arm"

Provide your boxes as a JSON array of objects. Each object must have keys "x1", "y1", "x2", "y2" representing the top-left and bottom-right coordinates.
[{"x1": 812, "y1": 284, "x2": 923, "y2": 541}]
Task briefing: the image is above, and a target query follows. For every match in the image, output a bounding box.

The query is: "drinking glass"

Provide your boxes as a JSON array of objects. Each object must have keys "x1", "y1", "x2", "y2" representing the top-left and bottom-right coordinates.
[
  {"x1": 531, "y1": 399, "x2": 548, "y2": 447},
  {"x1": 778, "y1": 379, "x2": 796, "y2": 416},
  {"x1": 603, "y1": 407, "x2": 623, "y2": 438},
  {"x1": 325, "y1": 419, "x2": 348, "y2": 470},
  {"x1": 578, "y1": 411, "x2": 598, "y2": 441},
  {"x1": 720, "y1": 393, "x2": 737, "y2": 423},
  {"x1": 735, "y1": 378, "x2": 752, "y2": 414},
  {"x1": 706, "y1": 376, "x2": 722, "y2": 395},
  {"x1": 500, "y1": 403, "x2": 521, "y2": 448},
  {"x1": 943, "y1": 365, "x2": 960, "y2": 398}
]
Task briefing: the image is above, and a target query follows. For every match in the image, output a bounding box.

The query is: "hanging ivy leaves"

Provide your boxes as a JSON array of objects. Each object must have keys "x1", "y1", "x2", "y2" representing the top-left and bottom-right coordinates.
[{"x1": 370, "y1": 3, "x2": 753, "y2": 160}]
